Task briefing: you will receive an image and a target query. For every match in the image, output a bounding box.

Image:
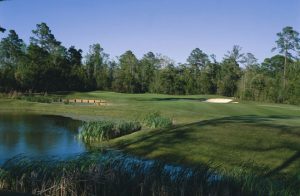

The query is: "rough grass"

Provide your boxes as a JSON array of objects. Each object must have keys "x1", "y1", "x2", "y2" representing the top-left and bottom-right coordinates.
[{"x1": 0, "y1": 91, "x2": 300, "y2": 178}]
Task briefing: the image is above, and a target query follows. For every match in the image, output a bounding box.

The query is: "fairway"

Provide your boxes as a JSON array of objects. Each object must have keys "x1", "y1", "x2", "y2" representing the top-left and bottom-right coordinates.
[{"x1": 1, "y1": 91, "x2": 299, "y2": 177}]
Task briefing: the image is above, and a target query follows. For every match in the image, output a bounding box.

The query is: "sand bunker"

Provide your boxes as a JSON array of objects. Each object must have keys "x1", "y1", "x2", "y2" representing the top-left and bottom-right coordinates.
[{"x1": 204, "y1": 98, "x2": 233, "y2": 103}]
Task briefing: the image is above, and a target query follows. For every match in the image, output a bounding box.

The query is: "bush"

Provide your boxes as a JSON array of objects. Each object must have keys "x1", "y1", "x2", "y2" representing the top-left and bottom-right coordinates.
[{"x1": 143, "y1": 112, "x2": 173, "y2": 128}]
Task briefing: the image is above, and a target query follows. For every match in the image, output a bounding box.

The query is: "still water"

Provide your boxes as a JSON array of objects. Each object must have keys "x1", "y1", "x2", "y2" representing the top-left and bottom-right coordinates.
[{"x1": 0, "y1": 113, "x2": 86, "y2": 164}]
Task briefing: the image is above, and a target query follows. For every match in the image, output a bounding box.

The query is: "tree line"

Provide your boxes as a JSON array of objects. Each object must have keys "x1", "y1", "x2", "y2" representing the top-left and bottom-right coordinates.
[{"x1": 0, "y1": 23, "x2": 299, "y2": 104}]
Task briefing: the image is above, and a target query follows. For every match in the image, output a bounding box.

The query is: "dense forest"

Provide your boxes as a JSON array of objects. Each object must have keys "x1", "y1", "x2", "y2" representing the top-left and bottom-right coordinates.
[{"x1": 0, "y1": 23, "x2": 299, "y2": 104}]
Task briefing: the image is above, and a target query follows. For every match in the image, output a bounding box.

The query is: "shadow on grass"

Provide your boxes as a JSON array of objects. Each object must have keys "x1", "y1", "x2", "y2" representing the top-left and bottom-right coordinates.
[
  {"x1": 266, "y1": 151, "x2": 300, "y2": 177},
  {"x1": 139, "y1": 97, "x2": 207, "y2": 102},
  {"x1": 114, "y1": 115, "x2": 300, "y2": 176}
]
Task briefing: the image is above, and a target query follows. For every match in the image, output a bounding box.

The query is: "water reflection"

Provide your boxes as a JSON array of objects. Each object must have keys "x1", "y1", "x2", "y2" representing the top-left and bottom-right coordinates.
[{"x1": 0, "y1": 113, "x2": 86, "y2": 164}]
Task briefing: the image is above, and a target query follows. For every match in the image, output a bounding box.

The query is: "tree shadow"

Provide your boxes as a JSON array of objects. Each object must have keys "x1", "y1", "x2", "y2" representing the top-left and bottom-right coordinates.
[
  {"x1": 114, "y1": 114, "x2": 300, "y2": 176},
  {"x1": 140, "y1": 97, "x2": 207, "y2": 102},
  {"x1": 265, "y1": 151, "x2": 300, "y2": 177}
]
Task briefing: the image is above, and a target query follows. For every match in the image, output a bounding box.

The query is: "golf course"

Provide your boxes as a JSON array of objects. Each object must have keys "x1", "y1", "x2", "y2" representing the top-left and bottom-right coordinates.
[
  {"x1": 1, "y1": 1, "x2": 300, "y2": 194},
  {"x1": 1, "y1": 91, "x2": 299, "y2": 177}
]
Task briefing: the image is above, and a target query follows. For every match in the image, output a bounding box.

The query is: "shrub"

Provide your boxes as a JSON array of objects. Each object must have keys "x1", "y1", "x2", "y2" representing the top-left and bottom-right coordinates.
[{"x1": 143, "y1": 112, "x2": 172, "y2": 128}]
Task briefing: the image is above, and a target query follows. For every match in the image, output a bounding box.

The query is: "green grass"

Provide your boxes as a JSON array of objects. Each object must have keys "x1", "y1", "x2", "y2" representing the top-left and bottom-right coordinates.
[{"x1": 0, "y1": 91, "x2": 300, "y2": 178}]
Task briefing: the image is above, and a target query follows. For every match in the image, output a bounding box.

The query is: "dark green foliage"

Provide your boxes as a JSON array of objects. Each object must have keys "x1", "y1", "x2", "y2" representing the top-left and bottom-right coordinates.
[
  {"x1": 238, "y1": 54, "x2": 300, "y2": 104},
  {"x1": 114, "y1": 50, "x2": 141, "y2": 93},
  {"x1": 143, "y1": 112, "x2": 173, "y2": 128},
  {"x1": 0, "y1": 24, "x2": 299, "y2": 104},
  {"x1": 78, "y1": 120, "x2": 141, "y2": 141}
]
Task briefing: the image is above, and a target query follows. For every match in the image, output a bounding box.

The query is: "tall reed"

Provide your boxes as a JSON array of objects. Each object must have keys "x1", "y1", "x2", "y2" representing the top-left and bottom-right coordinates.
[
  {"x1": 0, "y1": 151, "x2": 298, "y2": 196},
  {"x1": 143, "y1": 112, "x2": 173, "y2": 128},
  {"x1": 78, "y1": 120, "x2": 141, "y2": 142}
]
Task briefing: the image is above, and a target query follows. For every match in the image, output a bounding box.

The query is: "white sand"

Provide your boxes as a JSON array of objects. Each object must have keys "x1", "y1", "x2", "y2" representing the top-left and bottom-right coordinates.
[{"x1": 204, "y1": 98, "x2": 233, "y2": 103}]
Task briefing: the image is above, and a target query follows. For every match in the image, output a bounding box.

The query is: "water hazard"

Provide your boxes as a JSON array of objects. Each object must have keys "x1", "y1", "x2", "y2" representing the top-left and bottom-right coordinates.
[{"x1": 0, "y1": 113, "x2": 86, "y2": 164}]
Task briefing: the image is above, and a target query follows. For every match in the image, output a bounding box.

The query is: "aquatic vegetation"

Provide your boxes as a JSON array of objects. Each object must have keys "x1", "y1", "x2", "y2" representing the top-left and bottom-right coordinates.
[
  {"x1": 78, "y1": 120, "x2": 141, "y2": 142},
  {"x1": 115, "y1": 120, "x2": 142, "y2": 135},
  {"x1": 143, "y1": 112, "x2": 173, "y2": 128},
  {"x1": 0, "y1": 151, "x2": 298, "y2": 196}
]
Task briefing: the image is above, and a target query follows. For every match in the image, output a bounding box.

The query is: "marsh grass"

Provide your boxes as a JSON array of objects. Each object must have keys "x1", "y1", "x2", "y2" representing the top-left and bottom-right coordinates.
[
  {"x1": 0, "y1": 151, "x2": 298, "y2": 196},
  {"x1": 78, "y1": 120, "x2": 141, "y2": 142},
  {"x1": 143, "y1": 112, "x2": 173, "y2": 128}
]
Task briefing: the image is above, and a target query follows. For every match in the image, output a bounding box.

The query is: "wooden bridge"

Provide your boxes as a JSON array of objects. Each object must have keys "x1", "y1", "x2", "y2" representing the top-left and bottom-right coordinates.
[{"x1": 60, "y1": 99, "x2": 108, "y2": 106}]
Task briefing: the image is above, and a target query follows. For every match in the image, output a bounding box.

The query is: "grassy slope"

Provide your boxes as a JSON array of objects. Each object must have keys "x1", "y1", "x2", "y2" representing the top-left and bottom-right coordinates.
[{"x1": 1, "y1": 91, "x2": 300, "y2": 176}]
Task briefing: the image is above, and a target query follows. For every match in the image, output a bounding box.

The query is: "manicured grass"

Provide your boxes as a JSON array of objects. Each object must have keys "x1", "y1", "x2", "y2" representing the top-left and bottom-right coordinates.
[{"x1": 1, "y1": 91, "x2": 300, "y2": 177}]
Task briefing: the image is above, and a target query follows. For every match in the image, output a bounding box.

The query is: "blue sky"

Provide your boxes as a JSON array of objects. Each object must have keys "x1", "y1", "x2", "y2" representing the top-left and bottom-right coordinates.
[{"x1": 1, "y1": 0, "x2": 300, "y2": 63}]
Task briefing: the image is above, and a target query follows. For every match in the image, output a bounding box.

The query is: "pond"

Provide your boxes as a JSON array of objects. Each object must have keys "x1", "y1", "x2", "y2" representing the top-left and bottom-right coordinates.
[{"x1": 0, "y1": 113, "x2": 86, "y2": 164}]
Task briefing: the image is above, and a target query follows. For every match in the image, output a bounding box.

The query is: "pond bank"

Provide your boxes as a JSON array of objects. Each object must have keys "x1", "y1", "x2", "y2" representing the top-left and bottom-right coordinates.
[{"x1": 1, "y1": 150, "x2": 297, "y2": 196}]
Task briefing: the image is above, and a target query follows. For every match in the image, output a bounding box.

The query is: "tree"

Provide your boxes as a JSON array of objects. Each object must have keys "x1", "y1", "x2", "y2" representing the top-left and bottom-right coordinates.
[
  {"x1": 67, "y1": 46, "x2": 82, "y2": 66},
  {"x1": 225, "y1": 45, "x2": 244, "y2": 63},
  {"x1": 85, "y1": 44, "x2": 109, "y2": 90},
  {"x1": 218, "y1": 47, "x2": 242, "y2": 96},
  {"x1": 272, "y1": 26, "x2": 300, "y2": 88},
  {"x1": 116, "y1": 51, "x2": 140, "y2": 93},
  {"x1": 242, "y1": 53, "x2": 258, "y2": 70},
  {"x1": 200, "y1": 60, "x2": 220, "y2": 94},
  {"x1": 238, "y1": 53, "x2": 259, "y2": 99},
  {"x1": 187, "y1": 48, "x2": 210, "y2": 70},
  {"x1": 139, "y1": 52, "x2": 159, "y2": 92},
  {"x1": 66, "y1": 46, "x2": 87, "y2": 91},
  {"x1": 0, "y1": 26, "x2": 5, "y2": 33},
  {"x1": 25, "y1": 23, "x2": 68, "y2": 91},
  {"x1": 159, "y1": 64, "x2": 177, "y2": 94},
  {"x1": 261, "y1": 55, "x2": 287, "y2": 77},
  {"x1": 30, "y1": 23, "x2": 61, "y2": 53},
  {"x1": 186, "y1": 48, "x2": 210, "y2": 94},
  {"x1": 0, "y1": 30, "x2": 25, "y2": 91}
]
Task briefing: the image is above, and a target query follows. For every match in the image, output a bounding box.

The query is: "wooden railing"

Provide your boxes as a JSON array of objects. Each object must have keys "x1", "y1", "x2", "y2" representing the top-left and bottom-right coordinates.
[{"x1": 60, "y1": 99, "x2": 107, "y2": 105}]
